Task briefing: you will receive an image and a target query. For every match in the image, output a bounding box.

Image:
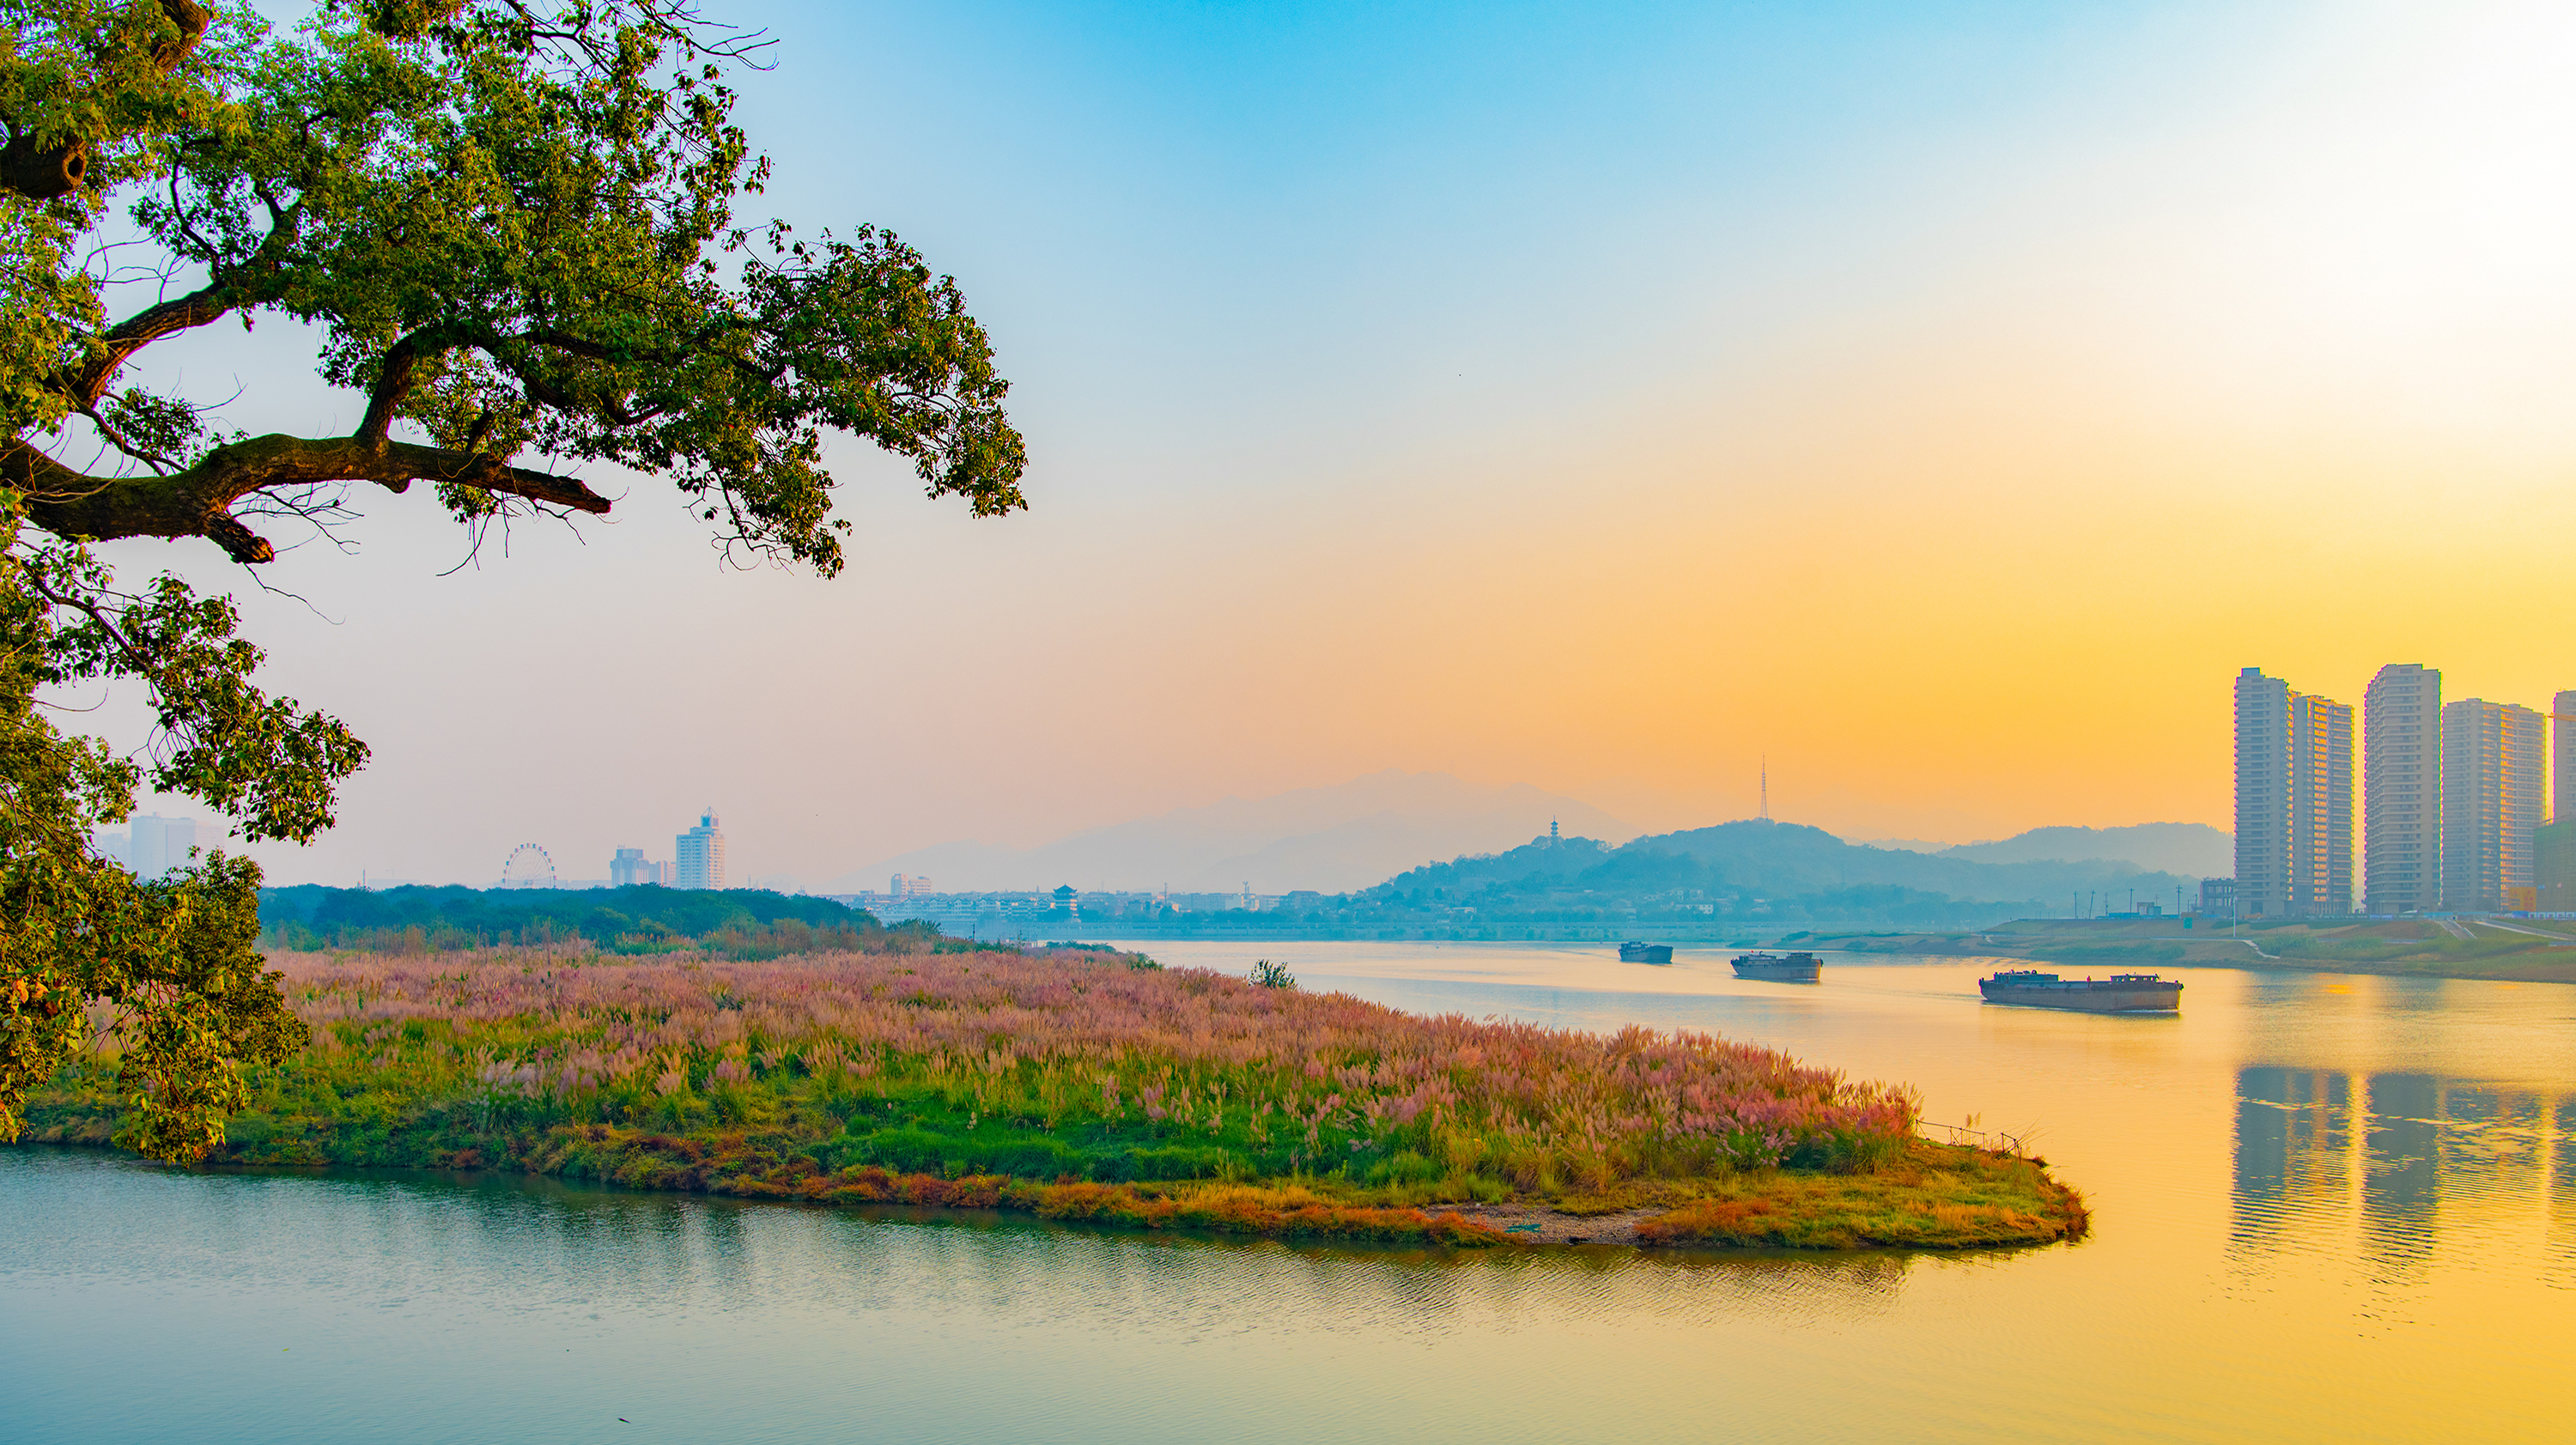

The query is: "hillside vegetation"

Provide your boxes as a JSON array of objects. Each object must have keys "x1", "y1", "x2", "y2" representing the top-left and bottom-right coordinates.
[{"x1": 1271, "y1": 820, "x2": 2202, "y2": 933}]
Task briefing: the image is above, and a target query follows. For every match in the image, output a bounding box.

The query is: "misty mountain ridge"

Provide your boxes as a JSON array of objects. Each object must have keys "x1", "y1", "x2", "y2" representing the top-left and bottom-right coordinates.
[
  {"x1": 1933, "y1": 823, "x2": 2230, "y2": 877},
  {"x1": 1863, "y1": 822, "x2": 2231, "y2": 877},
  {"x1": 1380, "y1": 818, "x2": 2202, "y2": 918},
  {"x1": 828, "y1": 770, "x2": 2222, "y2": 906},
  {"x1": 825, "y1": 771, "x2": 1631, "y2": 894}
]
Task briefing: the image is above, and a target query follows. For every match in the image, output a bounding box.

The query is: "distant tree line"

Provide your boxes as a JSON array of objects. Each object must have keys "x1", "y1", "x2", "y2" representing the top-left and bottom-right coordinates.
[{"x1": 258, "y1": 884, "x2": 966, "y2": 957}]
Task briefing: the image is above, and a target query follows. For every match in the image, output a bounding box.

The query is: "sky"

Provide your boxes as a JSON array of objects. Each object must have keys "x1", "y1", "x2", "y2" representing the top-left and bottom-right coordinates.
[{"x1": 78, "y1": 0, "x2": 2576, "y2": 887}]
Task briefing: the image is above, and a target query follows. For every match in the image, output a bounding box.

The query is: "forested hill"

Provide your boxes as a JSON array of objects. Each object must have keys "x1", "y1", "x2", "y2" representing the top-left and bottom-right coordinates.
[
  {"x1": 1373, "y1": 820, "x2": 2198, "y2": 914},
  {"x1": 258, "y1": 885, "x2": 881, "y2": 950}
]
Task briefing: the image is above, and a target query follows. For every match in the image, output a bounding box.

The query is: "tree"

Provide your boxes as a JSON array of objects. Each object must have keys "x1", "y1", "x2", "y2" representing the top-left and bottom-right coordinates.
[{"x1": 0, "y1": 0, "x2": 1028, "y2": 1159}]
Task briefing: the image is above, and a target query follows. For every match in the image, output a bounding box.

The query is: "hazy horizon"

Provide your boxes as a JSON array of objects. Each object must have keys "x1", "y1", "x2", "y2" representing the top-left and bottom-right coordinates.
[
  {"x1": 211, "y1": 763, "x2": 2230, "y2": 895},
  {"x1": 59, "y1": 0, "x2": 2576, "y2": 888}
]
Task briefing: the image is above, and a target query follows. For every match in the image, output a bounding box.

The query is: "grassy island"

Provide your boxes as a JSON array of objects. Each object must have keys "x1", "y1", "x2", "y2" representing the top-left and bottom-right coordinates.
[{"x1": 21, "y1": 945, "x2": 2085, "y2": 1251}]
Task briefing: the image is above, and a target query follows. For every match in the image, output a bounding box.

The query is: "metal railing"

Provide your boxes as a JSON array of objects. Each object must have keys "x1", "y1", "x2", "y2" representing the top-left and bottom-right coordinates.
[{"x1": 1918, "y1": 1120, "x2": 2030, "y2": 1156}]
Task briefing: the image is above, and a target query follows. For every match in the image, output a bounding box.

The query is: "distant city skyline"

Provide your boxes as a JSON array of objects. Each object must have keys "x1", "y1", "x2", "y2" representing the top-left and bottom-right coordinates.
[
  {"x1": 328, "y1": 798, "x2": 2233, "y2": 914},
  {"x1": 2237, "y1": 664, "x2": 2569, "y2": 916}
]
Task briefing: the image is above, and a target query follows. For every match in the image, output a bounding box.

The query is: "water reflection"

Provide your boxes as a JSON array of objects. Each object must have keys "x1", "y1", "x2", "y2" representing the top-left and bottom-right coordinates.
[
  {"x1": 9, "y1": 1150, "x2": 1920, "y2": 1336},
  {"x1": 2233, "y1": 1068, "x2": 2353, "y2": 1258},
  {"x1": 16, "y1": 956, "x2": 2576, "y2": 1445},
  {"x1": 2233, "y1": 1067, "x2": 2570, "y2": 1288},
  {"x1": 2557, "y1": 1098, "x2": 2576, "y2": 1277}
]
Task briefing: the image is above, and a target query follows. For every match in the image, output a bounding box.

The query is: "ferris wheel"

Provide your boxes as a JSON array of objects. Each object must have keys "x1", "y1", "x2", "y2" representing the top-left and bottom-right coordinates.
[{"x1": 500, "y1": 843, "x2": 557, "y2": 889}]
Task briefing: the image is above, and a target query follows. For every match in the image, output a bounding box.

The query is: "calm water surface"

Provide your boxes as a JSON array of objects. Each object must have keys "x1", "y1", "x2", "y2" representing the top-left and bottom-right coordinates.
[{"x1": 7, "y1": 944, "x2": 2573, "y2": 1443}]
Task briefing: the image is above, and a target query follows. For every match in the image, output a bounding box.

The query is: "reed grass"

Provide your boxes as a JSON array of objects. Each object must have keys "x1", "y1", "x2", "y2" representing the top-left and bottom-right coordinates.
[{"x1": 20, "y1": 944, "x2": 2080, "y2": 1248}]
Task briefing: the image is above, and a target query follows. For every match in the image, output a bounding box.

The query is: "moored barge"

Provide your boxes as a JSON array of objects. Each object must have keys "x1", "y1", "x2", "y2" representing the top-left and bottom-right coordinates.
[
  {"x1": 1731, "y1": 950, "x2": 1822, "y2": 983},
  {"x1": 1978, "y1": 968, "x2": 2182, "y2": 1012}
]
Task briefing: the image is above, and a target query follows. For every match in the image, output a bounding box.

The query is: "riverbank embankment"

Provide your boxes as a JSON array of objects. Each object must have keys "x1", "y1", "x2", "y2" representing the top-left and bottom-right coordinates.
[{"x1": 1820, "y1": 916, "x2": 2576, "y2": 982}]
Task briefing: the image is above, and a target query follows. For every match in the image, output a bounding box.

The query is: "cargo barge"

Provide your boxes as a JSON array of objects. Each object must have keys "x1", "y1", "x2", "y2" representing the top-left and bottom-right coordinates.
[
  {"x1": 1619, "y1": 941, "x2": 1674, "y2": 965},
  {"x1": 1978, "y1": 968, "x2": 2182, "y2": 1013},
  {"x1": 1731, "y1": 950, "x2": 1822, "y2": 983}
]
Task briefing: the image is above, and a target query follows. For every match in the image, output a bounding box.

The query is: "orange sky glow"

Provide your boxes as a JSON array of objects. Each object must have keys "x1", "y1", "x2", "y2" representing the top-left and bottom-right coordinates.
[{"x1": 80, "y1": 0, "x2": 2576, "y2": 883}]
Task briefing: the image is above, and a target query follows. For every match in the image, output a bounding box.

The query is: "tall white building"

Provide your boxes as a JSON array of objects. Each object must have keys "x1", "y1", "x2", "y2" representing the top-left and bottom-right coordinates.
[
  {"x1": 675, "y1": 811, "x2": 727, "y2": 890},
  {"x1": 2555, "y1": 689, "x2": 2576, "y2": 823},
  {"x1": 2363, "y1": 665, "x2": 2442, "y2": 914},
  {"x1": 2234, "y1": 670, "x2": 2291, "y2": 917},
  {"x1": 2289, "y1": 692, "x2": 2354, "y2": 915},
  {"x1": 2439, "y1": 699, "x2": 2543, "y2": 912},
  {"x1": 2234, "y1": 668, "x2": 2353, "y2": 918}
]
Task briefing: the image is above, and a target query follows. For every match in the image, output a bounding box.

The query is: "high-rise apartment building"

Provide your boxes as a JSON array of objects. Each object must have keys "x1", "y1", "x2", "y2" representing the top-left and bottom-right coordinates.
[
  {"x1": 2363, "y1": 665, "x2": 2442, "y2": 914},
  {"x1": 2554, "y1": 689, "x2": 2576, "y2": 823},
  {"x1": 675, "y1": 811, "x2": 727, "y2": 890},
  {"x1": 2533, "y1": 689, "x2": 2573, "y2": 910},
  {"x1": 2235, "y1": 668, "x2": 2354, "y2": 917},
  {"x1": 2439, "y1": 700, "x2": 2543, "y2": 912},
  {"x1": 2289, "y1": 693, "x2": 2353, "y2": 915},
  {"x1": 2234, "y1": 669, "x2": 2291, "y2": 917}
]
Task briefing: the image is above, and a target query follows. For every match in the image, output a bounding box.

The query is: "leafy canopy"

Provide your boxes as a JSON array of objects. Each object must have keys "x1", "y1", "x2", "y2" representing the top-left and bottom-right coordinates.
[{"x1": 0, "y1": 0, "x2": 1026, "y2": 1159}]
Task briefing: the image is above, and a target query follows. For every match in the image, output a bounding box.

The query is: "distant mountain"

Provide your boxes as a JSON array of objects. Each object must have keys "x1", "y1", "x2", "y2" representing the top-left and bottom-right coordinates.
[
  {"x1": 1936, "y1": 823, "x2": 2231, "y2": 877},
  {"x1": 824, "y1": 771, "x2": 1632, "y2": 894},
  {"x1": 1379, "y1": 818, "x2": 2200, "y2": 917},
  {"x1": 1851, "y1": 838, "x2": 1958, "y2": 855},
  {"x1": 1635, "y1": 820, "x2": 2202, "y2": 906}
]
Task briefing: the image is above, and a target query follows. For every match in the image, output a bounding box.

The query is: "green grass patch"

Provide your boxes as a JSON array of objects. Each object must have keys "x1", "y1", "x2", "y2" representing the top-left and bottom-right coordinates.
[
  {"x1": 15, "y1": 944, "x2": 2085, "y2": 1251},
  {"x1": 1633, "y1": 1142, "x2": 2087, "y2": 1249}
]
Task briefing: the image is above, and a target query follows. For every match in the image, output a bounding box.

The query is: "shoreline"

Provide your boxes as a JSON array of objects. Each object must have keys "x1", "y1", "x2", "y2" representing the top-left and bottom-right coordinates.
[
  {"x1": 899, "y1": 926, "x2": 2576, "y2": 985},
  {"x1": 5, "y1": 1129, "x2": 2088, "y2": 1252},
  {"x1": 1816, "y1": 919, "x2": 2576, "y2": 983},
  {"x1": 19, "y1": 944, "x2": 2088, "y2": 1254}
]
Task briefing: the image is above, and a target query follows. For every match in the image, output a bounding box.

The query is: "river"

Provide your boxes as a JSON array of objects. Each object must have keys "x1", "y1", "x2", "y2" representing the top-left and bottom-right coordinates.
[{"x1": 5, "y1": 944, "x2": 2571, "y2": 1442}]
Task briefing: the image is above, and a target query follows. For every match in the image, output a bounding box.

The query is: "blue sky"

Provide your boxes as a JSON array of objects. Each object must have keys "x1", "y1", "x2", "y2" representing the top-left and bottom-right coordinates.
[{"x1": 96, "y1": 1, "x2": 2576, "y2": 887}]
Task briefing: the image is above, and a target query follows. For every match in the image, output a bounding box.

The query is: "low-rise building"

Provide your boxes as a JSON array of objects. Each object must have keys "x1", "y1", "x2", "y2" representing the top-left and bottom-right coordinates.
[{"x1": 611, "y1": 847, "x2": 676, "y2": 888}]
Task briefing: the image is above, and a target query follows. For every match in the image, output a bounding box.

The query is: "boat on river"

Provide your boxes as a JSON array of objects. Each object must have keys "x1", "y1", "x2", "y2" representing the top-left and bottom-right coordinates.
[
  {"x1": 1978, "y1": 968, "x2": 2181, "y2": 1012},
  {"x1": 1731, "y1": 950, "x2": 1821, "y2": 983},
  {"x1": 1618, "y1": 941, "x2": 1674, "y2": 964}
]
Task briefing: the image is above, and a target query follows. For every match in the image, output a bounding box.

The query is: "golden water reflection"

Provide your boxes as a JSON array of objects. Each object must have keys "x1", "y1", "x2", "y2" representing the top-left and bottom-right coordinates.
[{"x1": 2233, "y1": 1067, "x2": 2576, "y2": 1290}]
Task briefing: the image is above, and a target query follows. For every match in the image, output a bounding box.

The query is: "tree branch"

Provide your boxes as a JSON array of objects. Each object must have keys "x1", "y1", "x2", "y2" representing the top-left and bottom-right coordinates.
[
  {"x1": 354, "y1": 327, "x2": 459, "y2": 448},
  {"x1": 52, "y1": 202, "x2": 301, "y2": 408},
  {"x1": 55, "y1": 283, "x2": 236, "y2": 410},
  {"x1": 6, "y1": 434, "x2": 612, "y2": 564}
]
